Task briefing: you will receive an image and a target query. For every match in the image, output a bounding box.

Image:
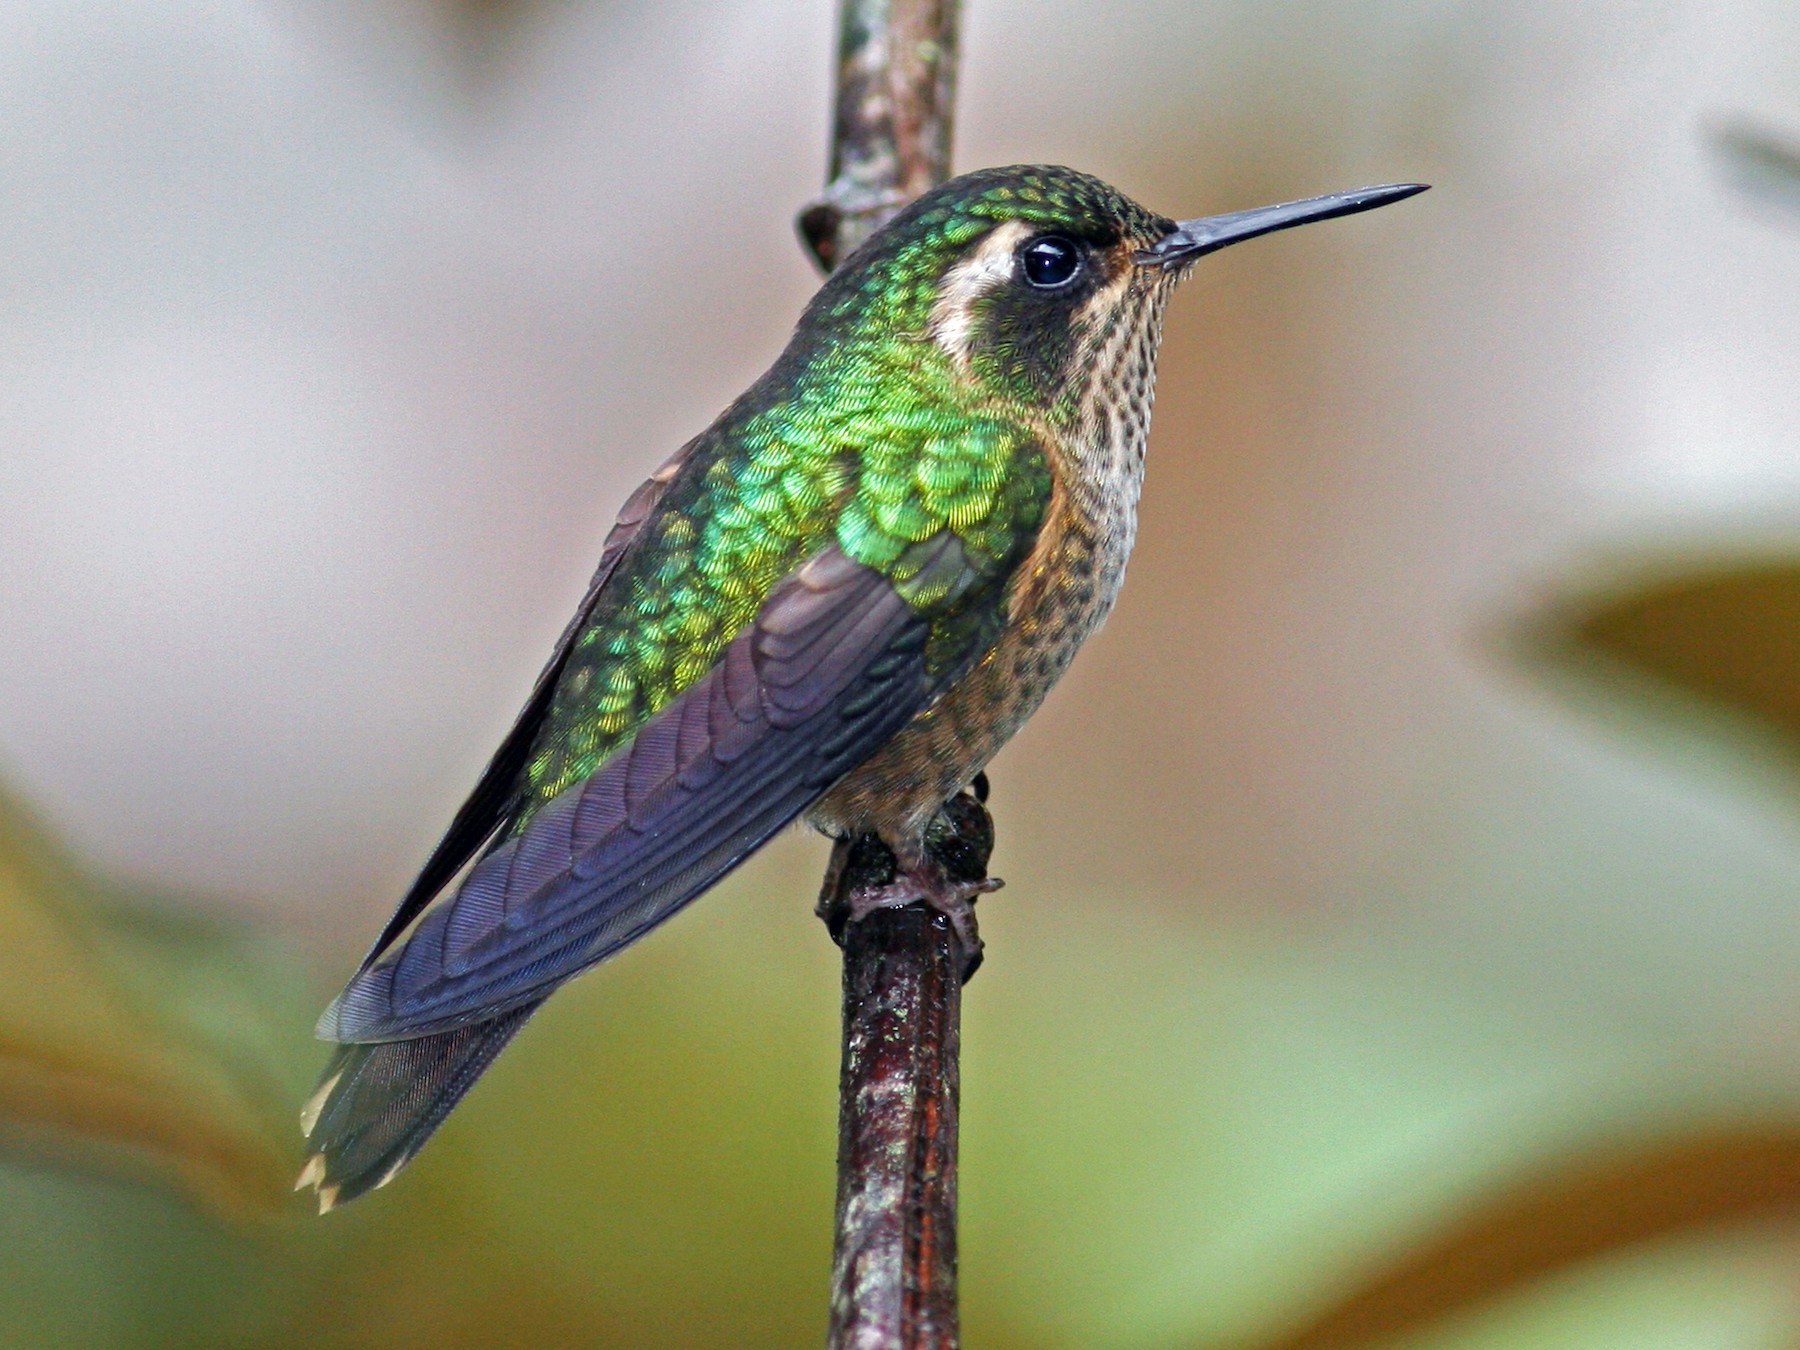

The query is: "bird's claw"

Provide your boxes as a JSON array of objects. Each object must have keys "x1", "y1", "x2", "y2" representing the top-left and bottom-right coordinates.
[{"x1": 845, "y1": 872, "x2": 1002, "y2": 959}]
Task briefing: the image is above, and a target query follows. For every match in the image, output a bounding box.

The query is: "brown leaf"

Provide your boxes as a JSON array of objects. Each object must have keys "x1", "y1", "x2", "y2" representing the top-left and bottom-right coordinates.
[{"x1": 1252, "y1": 1126, "x2": 1800, "y2": 1350}]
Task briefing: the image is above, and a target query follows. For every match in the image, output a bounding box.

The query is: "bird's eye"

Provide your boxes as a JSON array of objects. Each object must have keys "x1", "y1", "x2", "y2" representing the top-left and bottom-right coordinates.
[{"x1": 1020, "y1": 235, "x2": 1082, "y2": 289}]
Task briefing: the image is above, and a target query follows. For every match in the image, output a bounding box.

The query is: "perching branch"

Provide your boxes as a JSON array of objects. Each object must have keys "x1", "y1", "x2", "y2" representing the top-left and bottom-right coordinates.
[
  {"x1": 799, "y1": 0, "x2": 962, "y2": 273},
  {"x1": 798, "y1": 4, "x2": 980, "y2": 1348},
  {"x1": 816, "y1": 787, "x2": 991, "y2": 1350}
]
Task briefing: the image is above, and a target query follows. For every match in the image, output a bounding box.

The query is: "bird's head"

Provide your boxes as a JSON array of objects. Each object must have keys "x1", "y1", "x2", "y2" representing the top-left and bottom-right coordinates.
[{"x1": 802, "y1": 165, "x2": 1424, "y2": 432}]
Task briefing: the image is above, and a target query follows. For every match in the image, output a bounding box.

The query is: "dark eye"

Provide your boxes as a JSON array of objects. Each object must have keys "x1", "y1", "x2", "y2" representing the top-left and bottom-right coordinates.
[{"x1": 1020, "y1": 235, "x2": 1081, "y2": 289}]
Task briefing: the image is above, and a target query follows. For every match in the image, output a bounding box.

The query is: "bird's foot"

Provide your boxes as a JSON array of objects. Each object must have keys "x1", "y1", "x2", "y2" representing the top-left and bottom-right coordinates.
[{"x1": 845, "y1": 866, "x2": 1003, "y2": 960}]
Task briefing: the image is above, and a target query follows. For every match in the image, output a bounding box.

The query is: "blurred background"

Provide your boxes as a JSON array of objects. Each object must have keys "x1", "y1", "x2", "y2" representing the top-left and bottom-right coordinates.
[{"x1": 5, "y1": 1, "x2": 1800, "y2": 1346}]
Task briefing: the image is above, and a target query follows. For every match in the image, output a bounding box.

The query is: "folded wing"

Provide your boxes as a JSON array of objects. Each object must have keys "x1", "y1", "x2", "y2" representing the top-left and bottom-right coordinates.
[
  {"x1": 322, "y1": 535, "x2": 984, "y2": 1043},
  {"x1": 351, "y1": 439, "x2": 700, "y2": 977}
]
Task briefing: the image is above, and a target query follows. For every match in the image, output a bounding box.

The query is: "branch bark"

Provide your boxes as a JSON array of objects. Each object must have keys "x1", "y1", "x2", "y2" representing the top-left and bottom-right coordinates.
[
  {"x1": 799, "y1": 0, "x2": 962, "y2": 273},
  {"x1": 817, "y1": 788, "x2": 991, "y2": 1350},
  {"x1": 798, "y1": 5, "x2": 979, "y2": 1347}
]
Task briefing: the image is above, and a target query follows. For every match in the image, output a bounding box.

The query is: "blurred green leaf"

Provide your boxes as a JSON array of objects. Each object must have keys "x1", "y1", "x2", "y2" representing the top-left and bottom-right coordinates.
[{"x1": 0, "y1": 781, "x2": 300, "y2": 1217}]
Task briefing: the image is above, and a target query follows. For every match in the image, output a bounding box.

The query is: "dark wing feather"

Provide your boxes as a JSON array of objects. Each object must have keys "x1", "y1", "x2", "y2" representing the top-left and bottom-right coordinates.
[
  {"x1": 354, "y1": 440, "x2": 697, "y2": 974},
  {"x1": 322, "y1": 535, "x2": 985, "y2": 1043}
]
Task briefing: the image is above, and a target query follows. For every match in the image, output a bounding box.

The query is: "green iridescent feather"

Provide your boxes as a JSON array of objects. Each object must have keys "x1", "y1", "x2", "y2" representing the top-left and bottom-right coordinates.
[{"x1": 521, "y1": 373, "x2": 1050, "y2": 816}]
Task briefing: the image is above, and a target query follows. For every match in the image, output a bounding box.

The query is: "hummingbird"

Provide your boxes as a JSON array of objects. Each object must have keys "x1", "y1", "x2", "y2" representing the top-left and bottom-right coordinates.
[{"x1": 298, "y1": 165, "x2": 1425, "y2": 1210}]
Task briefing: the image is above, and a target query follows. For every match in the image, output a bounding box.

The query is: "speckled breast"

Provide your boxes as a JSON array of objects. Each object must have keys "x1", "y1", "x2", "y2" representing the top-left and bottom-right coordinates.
[
  {"x1": 809, "y1": 273, "x2": 1168, "y2": 850},
  {"x1": 810, "y1": 516, "x2": 1124, "y2": 846}
]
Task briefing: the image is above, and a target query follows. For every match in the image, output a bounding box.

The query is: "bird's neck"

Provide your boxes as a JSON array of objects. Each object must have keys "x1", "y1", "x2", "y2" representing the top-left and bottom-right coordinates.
[{"x1": 1046, "y1": 281, "x2": 1172, "y2": 582}]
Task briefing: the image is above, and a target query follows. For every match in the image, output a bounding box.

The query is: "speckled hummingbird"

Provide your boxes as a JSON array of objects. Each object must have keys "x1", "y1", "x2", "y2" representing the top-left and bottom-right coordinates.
[{"x1": 298, "y1": 165, "x2": 1424, "y2": 1210}]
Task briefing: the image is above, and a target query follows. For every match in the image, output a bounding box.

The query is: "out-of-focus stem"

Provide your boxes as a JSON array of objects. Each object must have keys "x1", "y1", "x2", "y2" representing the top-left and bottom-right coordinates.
[{"x1": 798, "y1": 0, "x2": 961, "y2": 273}]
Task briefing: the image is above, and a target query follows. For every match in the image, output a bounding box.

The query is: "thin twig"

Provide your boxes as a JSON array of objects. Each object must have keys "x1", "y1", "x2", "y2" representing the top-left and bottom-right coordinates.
[{"x1": 798, "y1": 4, "x2": 977, "y2": 1346}]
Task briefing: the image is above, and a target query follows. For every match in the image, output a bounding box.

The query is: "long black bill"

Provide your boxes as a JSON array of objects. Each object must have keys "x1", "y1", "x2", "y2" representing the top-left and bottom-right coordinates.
[{"x1": 1135, "y1": 182, "x2": 1428, "y2": 268}]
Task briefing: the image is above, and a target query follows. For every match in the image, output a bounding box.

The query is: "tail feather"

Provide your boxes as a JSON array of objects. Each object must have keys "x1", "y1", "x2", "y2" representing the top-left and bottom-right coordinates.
[{"x1": 296, "y1": 1002, "x2": 541, "y2": 1211}]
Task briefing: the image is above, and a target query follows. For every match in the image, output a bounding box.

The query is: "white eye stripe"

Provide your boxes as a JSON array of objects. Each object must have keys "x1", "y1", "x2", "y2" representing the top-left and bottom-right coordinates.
[{"x1": 927, "y1": 220, "x2": 1033, "y2": 363}]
